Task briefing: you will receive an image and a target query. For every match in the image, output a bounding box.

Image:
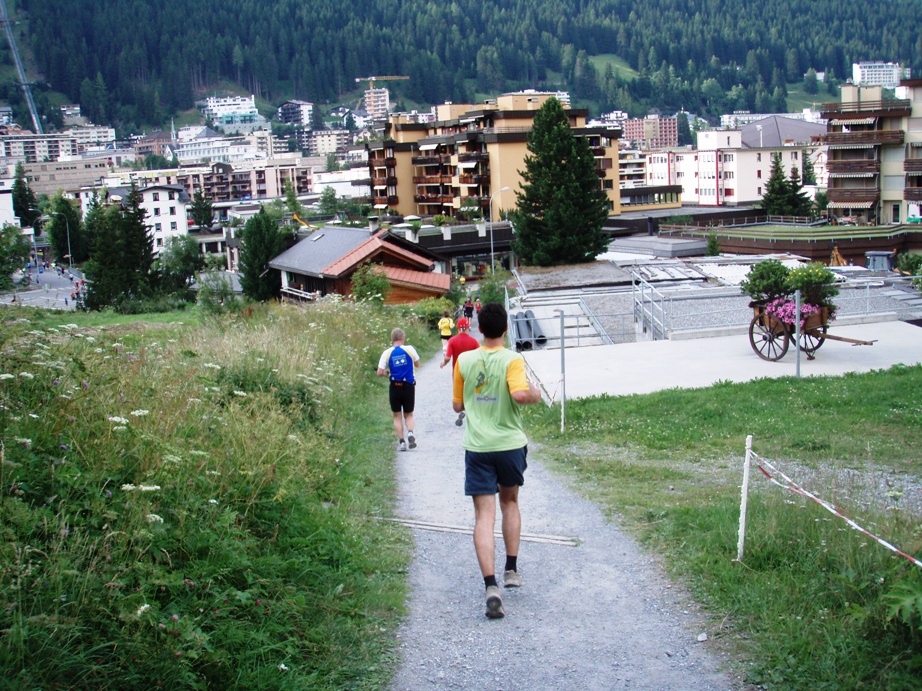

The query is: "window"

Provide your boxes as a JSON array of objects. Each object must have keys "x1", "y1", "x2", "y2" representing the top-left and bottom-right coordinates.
[
  {"x1": 725, "y1": 189, "x2": 735, "y2": 197},
  {"x1": 152, "y1": 192, "x2": 160, "y2": 202},
  {"x1": 170, "y1": 221, "x2": 177, "y2": 231},
  {"x1": 756, "y1": 153, "x2": 762, "y2": 162},
  {"x1": 757, "y1": 170, "x2": 762, "y2": 179},
  {"x1": 156, "y1": 238, "x2": 163, "y2": 247},
  {"x1": 757, "y1": 186, "x2": 762, "y2": 195},
  {"x1": 155, "y1": 223, "x2": 162, "y2": 233},
  {"x1": 168, "y1": 191, "x2": 176, "y2": 200},
  {"x1": 791, "y1": 151, "x2": 799, "y2": 161},
  {"x1": 169, "y1": 206, "x2": 176, "y2": 216},
  {"x1": 153, "y1": 207, "x2": 160, "y2": 216}
]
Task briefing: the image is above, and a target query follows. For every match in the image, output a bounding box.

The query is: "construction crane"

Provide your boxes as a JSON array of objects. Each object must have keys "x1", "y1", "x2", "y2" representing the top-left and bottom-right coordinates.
[{"x1": 354, "y1": 75, "x2": 409, "y2": 90}]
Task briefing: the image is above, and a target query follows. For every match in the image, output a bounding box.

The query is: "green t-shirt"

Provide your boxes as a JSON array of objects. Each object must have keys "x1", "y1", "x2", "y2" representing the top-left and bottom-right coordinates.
[{"x1": 457, "y1": 347, "x2": 528, "y2": 452}]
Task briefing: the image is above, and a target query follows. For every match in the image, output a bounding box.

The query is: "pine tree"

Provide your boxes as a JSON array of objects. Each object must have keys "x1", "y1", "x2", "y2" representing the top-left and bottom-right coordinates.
[
  {"x1": 12, "y1": 163, "x2": 39, "y2": 228},
  {"x1": 239, "y1": 208, "x2": 287, "y2": 302},
  {"x1": 47, "y1": 195, "x2": 85, "y2": 266},
  {"x1": 119, "y1": 186, "x2": 156, "y2": 297},
  {"x1": 786, "y1": 167, "x2": 813, "y2": 217},
  {"x1": 84, "y1": 206, "x2": 126, "y2": 310},
  {"x1": 760, "y1": 153, "x2": 790, "y2": 216},
  {"x1": 511, "y1": 97, "x2": 609, "y2": 266},
  {"x1": 190, "y1": 189, "x2": 215, "y2": 228}
]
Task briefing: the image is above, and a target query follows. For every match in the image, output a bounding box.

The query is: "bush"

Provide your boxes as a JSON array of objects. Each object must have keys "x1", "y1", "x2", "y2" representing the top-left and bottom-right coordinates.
[
  {"x1": 350, "y1": 261, "x2": 390, "y2": 304},
  {"x1": 412, "y1": 297, "x2": 456, "y2": 326},
  {"x1": 740, "y1": 259, "x2": 791, "y2": 303},
  {"x1": 477, "y1": 269, "x2": 513, "y2": 306},
  {"x1": 784, "y1": 262, "x2": 839, "y2": 308}
]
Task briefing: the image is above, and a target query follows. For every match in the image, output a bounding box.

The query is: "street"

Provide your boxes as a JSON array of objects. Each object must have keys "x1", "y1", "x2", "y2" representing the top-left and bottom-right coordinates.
[{"x1": 2, "y1": 264, "x2": 86, "y2": 312}]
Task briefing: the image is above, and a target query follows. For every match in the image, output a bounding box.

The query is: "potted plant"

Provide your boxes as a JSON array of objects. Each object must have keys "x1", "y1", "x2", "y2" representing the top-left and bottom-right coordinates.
[{"x1": 739, "y1": 259, "x2": 791, "y2": 306}]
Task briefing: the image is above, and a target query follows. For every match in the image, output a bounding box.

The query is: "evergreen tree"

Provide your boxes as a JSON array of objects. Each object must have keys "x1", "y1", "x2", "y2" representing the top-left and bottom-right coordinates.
[
  {"x1": 190, "y1": 190, "x2": 215, "y2": 228},
  {"x1": 157, "y1": 235, "x2": 204, "y2": 294},
  {"x1": 12, "y1": 163, "x2": 40, "y2": 228},
  {"x1": 0, "y1": 223, "x2": 31, "y2": 290},
  {"x1": 786, "y1": 166, "x2": 813, "y2": 216},
  {"x1": 119, "y1": 186, "x2": 156, "y2": 297},
  {"x1": 284, "y1": 181, "x2": 303, "y2": 216},
  {"x1": 677, "y1": 111, "x2": 693, "y2": 146},
  {"x1": 760, "y1": 153, "x2": 790, "y2": 216},
  {"x1": 47, "y1": 195, "x2": 85, "y2": 266},
  {"x1": 238, "y1": 208, "x2": 287, "y2": 302},
  {"x1": 510, "y1": 97, "x2": 609, "y2": 266},
  {"x1": 84, "y1": 206, "x2": 126, "y2": 310},
  {"x1": 802, "y1": 152, "x2": 817, "y2": 185}
]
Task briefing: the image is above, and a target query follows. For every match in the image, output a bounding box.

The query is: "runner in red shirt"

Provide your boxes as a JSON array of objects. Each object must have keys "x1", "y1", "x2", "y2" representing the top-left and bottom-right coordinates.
[{"x1": 440, "y1": 317, "x2": 480, "y2": 426}]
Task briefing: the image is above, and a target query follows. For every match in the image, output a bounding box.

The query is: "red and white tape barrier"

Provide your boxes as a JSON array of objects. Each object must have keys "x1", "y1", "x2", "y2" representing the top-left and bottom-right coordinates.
[{"x1": 753, "y1": 452, "x2": 922, "y2": 569}]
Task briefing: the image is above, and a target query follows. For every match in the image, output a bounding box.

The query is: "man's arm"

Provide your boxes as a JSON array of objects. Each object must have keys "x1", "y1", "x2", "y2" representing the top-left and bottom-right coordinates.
[
  {"x1": 507, "y1": 358, "x2": 542, "y2": 405},
  {"x1": 452, "y1": 362, "x2": 465, "y2": 413}
]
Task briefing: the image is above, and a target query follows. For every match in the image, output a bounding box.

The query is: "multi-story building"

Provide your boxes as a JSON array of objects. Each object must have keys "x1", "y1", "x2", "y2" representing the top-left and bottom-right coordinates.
[
  {"x1": 171, "y1": 128, "x2": 259, "y2": 165},
  {"x1": 647, "y1": 129, "x2": 817, "y2": 207},
  {"x1": 20, "y1": 158, "x2": 117, "y2": 197},
  {"x1": 133, "y1": 131, "x2": 173, "y2": 160},
  {"x1": 78, "y1": 183, "x2": 191, "y2": 253},
  {"x1": 820, "y1": 82, "x2": 922, "y2": 224},
  {"x1": 277, "y1": 100, "x2": 314, "y2": 126},
  {"x1": 617, "y1": 150, "x2": 682, "y2": 212},
  {"x1": 364, "y1": 88, "x2": 391, "y2": 121},
  {"x1": 310, "y1": 129, "x2": 350, "y2": 156},
  {"x1": 852, "y1": 62, "x2": 911, "y2": 89},
  {"x1": 0, "y1": 126, "x2": 116, "y2": 163},
  {"x1": 364, "y1": 91, "x2": 624, "y2": 222},
  {"x1": 622, "y1": 115, "x2": 678, "y2": 148}
]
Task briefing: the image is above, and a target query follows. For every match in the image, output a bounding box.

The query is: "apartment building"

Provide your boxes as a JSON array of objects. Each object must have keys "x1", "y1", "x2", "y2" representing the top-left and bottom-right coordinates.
[
  {"x1": 20, "y1": 158, "x2": 116, "y2": 197},
  {"x1": 364, "y1": 88, "x2": 390, "y2": 121},
  {"x1": 618, "y1": 150, "x2": 682, "y2": 212},
  {"x1": 820, "y1": 82, "x2": 922, "y2": 224},
  {"x1": 77, "y1": 184, "x2": 191, "y2": 253},
  {"x1": 365, "y1": 91, "x2": 623, "y2": 222},
  {"x1": 852, "y1": 62, "x2": 911, "y2": 89},
  {"x1": 622, "y1": 115, "x2": 678, "y2": 148},
  {"x1": 277, "y1": 100, "x2": 314, "y2": 126},
  {"x1": 647, "y1": 130, "x2": 815, "y2": 207},
  {"x1": 0, "y1": 127, "x2": 115, "y2": 163},
  {"x1": 310, "y1": 129, "x2": 351, "y2": 156},
  {"x1": 133, "y1": 131, "x2": 173, "y2": 159}
]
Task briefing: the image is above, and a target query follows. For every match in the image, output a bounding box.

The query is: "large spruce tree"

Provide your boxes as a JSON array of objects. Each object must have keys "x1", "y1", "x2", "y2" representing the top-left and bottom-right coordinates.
[
  {"x1": 760, "y1": 153, "x2": 791, "y2": 216},
  {"x1": 12, "y1": 163, "x2": 40, "y2": 228},
  {"x1": 239, "y1": 208, "x2": 287, "y2": 302},
  {"x1": 511, "y1": 97, "x2": 609, "y2": 266}
]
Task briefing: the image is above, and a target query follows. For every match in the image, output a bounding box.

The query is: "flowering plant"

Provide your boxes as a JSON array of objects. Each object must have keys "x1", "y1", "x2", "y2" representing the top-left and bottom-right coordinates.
[{"x1": 764, "y1": 298, "x2": 826, "y2": 327}]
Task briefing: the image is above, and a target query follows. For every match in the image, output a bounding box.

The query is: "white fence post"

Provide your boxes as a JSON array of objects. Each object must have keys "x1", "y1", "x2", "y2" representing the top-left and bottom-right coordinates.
[{"x1": 735, "y1": 435, "x2": 753, "y2": 563}]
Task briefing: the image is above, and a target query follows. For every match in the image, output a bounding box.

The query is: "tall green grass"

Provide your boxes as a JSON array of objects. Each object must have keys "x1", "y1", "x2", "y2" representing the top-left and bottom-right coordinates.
[
  {"x1": 0, "y1": 301, "x2": 435, "y2": 689},
  {"x1": 528, "y1": 366, "x2": 922, "y2": 689}
]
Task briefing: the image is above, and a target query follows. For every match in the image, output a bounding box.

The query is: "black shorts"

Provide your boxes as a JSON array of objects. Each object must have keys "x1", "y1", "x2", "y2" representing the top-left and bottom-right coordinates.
[
  {"x1": 464, "y1": 446, "x2": 528, "y2": 496},
  {"x1": 389, "y1": 381, "x2": 415, "y2": 413}
]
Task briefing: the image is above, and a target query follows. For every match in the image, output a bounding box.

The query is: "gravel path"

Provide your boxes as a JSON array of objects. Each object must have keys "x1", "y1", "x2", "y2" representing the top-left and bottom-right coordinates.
[{"x1": 389, "y1": 354, "x2": 736, "y2": 690}]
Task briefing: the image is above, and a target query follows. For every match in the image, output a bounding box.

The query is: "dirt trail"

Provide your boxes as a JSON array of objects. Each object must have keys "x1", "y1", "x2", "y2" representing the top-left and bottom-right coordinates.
[{"x1": 389, "y1": 353, "x2": 737, "y2": 690}]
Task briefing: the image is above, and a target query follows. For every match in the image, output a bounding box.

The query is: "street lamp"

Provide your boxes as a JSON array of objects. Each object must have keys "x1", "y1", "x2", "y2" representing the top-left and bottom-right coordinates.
[{"x1": 488, "y1": 186, "x2": 510, "y2": 273}]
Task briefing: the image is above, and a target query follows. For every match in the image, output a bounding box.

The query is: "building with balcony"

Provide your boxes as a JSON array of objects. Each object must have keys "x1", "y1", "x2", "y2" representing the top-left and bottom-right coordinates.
[
  {"x1": 622, "y1": 115, "x2": 678, "y2": 148},
  {"x1": 852, "y1": 62, "x2": 911, "y2": 89},
  {"x1": 277, "y1": 100, "x2": 314, "y2": 126},
  {"x1": 618, "y1": 150, "x2": 682, "y2": 212},
  {"x1": 364, "y1": 91, "x2": 625, "y2": 224},
  {"x1": 819, "y1": 83, "x2": 919, "y2": 224}
]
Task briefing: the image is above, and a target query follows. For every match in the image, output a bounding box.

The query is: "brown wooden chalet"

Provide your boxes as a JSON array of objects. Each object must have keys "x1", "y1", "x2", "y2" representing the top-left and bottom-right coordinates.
[{"x1": 268, "y1": 225, "x2": 450, "y2": 304}]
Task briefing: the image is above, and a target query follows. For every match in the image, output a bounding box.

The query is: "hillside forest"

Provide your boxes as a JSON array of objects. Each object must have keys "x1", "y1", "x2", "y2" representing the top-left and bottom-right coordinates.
[{"x1": 13, "y1": 0, "x2": 922, "y2": 132}]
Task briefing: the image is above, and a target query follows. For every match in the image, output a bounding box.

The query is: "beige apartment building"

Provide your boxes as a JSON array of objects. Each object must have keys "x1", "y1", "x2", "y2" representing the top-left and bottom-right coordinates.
[
  {"x1": 365, "y1": 91, "x2": 623, "y2": 222},
  {"x1": 821, "y1": 82, "x2": 922, "y2": 224}
]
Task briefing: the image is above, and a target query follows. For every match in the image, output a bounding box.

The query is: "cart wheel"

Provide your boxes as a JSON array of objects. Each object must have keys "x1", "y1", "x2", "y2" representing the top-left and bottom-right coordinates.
[
  {"x1": 799, "y1": 325, "x2": 827, "y2": 359},
  {"x1": 749, "y1": 314, "x2": 789, "y2": 361}
]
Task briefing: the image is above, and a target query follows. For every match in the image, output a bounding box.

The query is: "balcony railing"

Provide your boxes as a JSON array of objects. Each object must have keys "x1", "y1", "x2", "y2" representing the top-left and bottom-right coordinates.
[
  {"x1": 373, "y1": 196, "x2": 398, "y2": 206},
  {"x1": 827, "y1": 188, "x2": 880, "y2": 204},
  {"x1": 903, "y1": 160, "x2": 922, "y2": 173},
  {"x1": 820, "y1": 99, "x2": 912, "y2": 119},
  {"x1": 827, "y1": 160, "x2": 880, "y2": 174},
  {"x1": 412, "y1": 175, "x2": 441, "y2": 185},
  {"x1": 825, "y1": 131, "x2": 904, "y2": 146},
  {"x1": 459, "y1": 174, "x2": 488, "y2": 185},
  {"x1": 414, "y1": 194, "x2": 454, "y2": 204},
  {"x1": 457, "y1": 152, "x2": 489, "y2": 162},
  {"x1": 905, "y1": 188, "x2": 922, "y2": 202},
  {"x1": 411, "y1": 155, "x2": 442, "y2": 166}
]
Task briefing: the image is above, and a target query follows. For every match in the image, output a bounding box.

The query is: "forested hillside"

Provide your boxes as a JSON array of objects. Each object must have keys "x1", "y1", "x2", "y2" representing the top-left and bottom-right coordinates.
[{"x1": 18, "y1": 0, "x2": 922, "y2": 131}]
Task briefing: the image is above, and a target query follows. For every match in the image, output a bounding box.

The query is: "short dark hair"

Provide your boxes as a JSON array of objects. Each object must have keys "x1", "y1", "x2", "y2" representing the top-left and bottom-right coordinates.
[{"x1": 478, "y1": 302, "x2": 507, "y2": 339}]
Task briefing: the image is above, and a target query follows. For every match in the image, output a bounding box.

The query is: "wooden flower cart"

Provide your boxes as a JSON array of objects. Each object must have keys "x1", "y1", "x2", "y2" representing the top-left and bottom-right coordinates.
[{"x1": 748, "y1": 303, "x2": 876, "y2": 361}]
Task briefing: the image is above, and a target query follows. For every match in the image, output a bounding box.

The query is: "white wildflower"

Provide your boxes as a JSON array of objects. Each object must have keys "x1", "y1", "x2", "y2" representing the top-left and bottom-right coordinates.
[
  {"x1": 0, "y1": 373, "x2": 14, "y2": 380},
  {"x1": 28, "y1": 413, "x2": 39, "y2": 419},
  {"x1": 19, "y1": 372, "x2": 34, "y2": 379},
  {"x1": 278, "y1": 663, "x2": 289, "y2": 672},
  {"x1": 121, "y1": 484, "x2": 136, "y2": 491},
  {"x1": 130, "y1": 409, "x2": 149, "y2": 417},
  {"x1": 113, "y1": 426, "x2": 127, "y2": 431},
  {"x1": 112, "y1": 342, "x2": 123, "y2": 348},
  {"x1": 203, "y1": 363, "x2": 222, "y2": 370},
  {"x1": 187, "y1": 398, "x2": 202, "y2": 404},
  {"x1": 189, "y1": 450, "x2": 208, "y2": 457},
  {"x1": 136, "y1": 604, "x2": 151, "y2": 616},
  {"x1": 233, "y1": 390, "x2": 247, "y2": 397},
  {"x1": 287, "y1": 434, "x2": 302, "y2": 445},
  {"x1": 208, "y1": 499, "x2": 218, "y2": 505},
  {"x1": 108, "y1": 416, "x2": 129, "y2": 424},
  {"x1": 85, "y1": 336, "x2": 96, "y2": 343},
  {"x1": 146, "y1": 513, "x2": 163, "y2": 523},
  {"x1": 139, "y1": 485, "x2": 161, "y2": 492},
  {"x1": 163, "y1": 454, "x2": 182, "y2": 464},
  {"x1": 206, "y1": 470, "x2": 221, "y2": 476}
]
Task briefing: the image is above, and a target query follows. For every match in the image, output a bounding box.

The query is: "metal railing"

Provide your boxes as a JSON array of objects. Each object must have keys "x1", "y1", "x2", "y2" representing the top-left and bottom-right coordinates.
[{"x1": 632, "y1": 273, "x2": 669, "y2": 340}]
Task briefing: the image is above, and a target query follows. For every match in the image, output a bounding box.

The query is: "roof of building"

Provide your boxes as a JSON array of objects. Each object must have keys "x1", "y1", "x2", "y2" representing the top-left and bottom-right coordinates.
[
  {"x1": 269, "y1": 226, "x2": 376, "y2": 276},
  {"x1": 741, "y1": 116, "x2": 826, "y2": 148}
]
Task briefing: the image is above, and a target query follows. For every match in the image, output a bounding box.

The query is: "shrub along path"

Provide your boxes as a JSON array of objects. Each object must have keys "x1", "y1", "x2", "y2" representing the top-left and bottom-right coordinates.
[{"x1": 388, "y1": 353, "x2": 737, "y2": 690}]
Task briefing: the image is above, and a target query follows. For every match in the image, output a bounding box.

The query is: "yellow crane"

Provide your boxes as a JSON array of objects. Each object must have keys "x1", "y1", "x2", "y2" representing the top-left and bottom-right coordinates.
[{"x1": 355, "y1": 75, "x2": 409, "y2": 90}]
